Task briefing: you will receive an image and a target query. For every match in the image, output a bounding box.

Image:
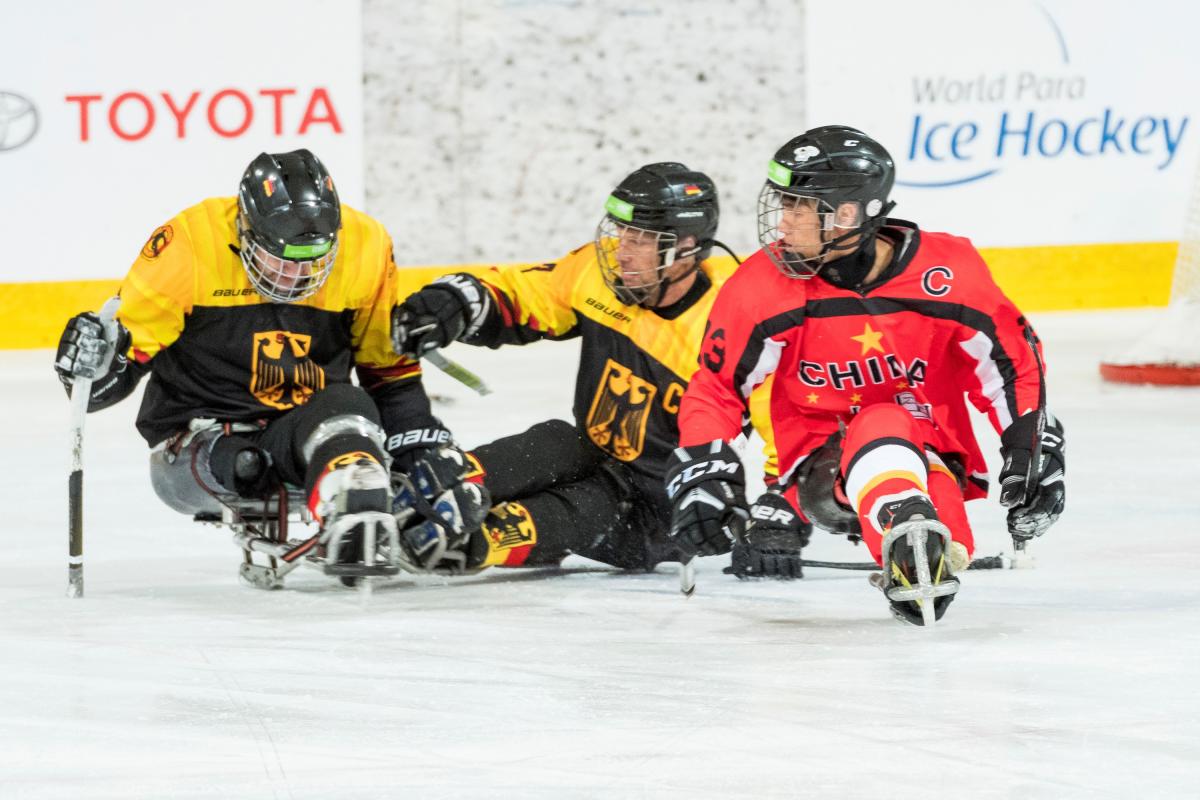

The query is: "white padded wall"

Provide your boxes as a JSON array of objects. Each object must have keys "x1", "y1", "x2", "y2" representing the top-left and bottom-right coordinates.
[{"x1": 363, "y1": 0, "x2": 806, "y2": 265}]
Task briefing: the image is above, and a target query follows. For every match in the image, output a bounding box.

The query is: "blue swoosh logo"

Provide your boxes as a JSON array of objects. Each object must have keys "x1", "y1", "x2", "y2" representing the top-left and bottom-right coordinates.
[{"x1": 896, "y1": 169, "x2": 1001, "y2": 188}]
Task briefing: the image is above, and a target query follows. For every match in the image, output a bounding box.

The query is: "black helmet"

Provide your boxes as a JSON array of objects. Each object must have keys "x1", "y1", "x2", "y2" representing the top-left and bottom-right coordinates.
[
  {"x1": 236, "y1": 149, "x2": 341, "y2": 302},
  {"x1": 594, "y1": 162, "x2": 719, "y2": 306},
  {"x1": 757, "y1": 126, "x2": 896, "y2": 279}
]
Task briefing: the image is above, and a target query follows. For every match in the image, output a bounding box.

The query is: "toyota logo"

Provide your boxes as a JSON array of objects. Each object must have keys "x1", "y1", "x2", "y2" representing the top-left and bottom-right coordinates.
[{"x1": 0, "y1": 91, "x2": 39, "y2": 152}]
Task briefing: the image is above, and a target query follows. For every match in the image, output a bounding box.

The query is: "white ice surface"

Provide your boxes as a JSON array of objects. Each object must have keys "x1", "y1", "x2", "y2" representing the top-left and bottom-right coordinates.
[{"x1": 1, "y1": 308, "x2": 1199, "y2": 799}]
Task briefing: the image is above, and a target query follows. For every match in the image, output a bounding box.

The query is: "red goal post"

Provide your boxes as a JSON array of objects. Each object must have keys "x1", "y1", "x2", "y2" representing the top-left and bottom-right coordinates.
[{"x1": 1099, "y1": 178, "x2": 1200, "y2": 385}]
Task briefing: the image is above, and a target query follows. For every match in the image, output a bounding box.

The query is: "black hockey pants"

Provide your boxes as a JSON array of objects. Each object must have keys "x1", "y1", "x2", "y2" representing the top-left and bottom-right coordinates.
[{"x1": 470, "y1": 419, "x2": 682, "y2": 570}]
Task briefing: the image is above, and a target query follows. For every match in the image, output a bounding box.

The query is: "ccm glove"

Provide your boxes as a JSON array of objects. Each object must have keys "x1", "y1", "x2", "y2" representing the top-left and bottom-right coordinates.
[
  {"x1": 727, "y1": 490, "x2": 813, "y2": 580},
  {"x1": 388, "y1": 428, "x2": 490, "y2": 572},
  {"x1": 55, "y1": 311, "x2": 130, "y2": 388},
  {"x1": 998, "y1": 411, "x2": 1065, "y2": 540},
  {"x1": 391, "y1": 274, "x2": 490, "y2": 360},
  {"x1": 665, "y1": 441, "x2": 749, "y2": 557}
]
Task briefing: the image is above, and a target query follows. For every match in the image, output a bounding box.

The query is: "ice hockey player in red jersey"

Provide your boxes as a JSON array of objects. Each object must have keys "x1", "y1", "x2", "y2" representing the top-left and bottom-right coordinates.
[{"x1": 665, "y1": 126, "x2": 1066, "y2": 625}]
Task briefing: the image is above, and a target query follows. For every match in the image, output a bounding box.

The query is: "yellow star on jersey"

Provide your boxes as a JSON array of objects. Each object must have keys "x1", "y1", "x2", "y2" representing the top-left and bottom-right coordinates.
[
  {"x1": 806, "y1": 392, "x2": 820, "y2": 404},
  {"x1": 850, "y1": 392, "x2": 863, "y2": 404},
  {"x1": 850, "y1": 322, "x2": 885, "y2": 356},
  {"x1": 895, "y1": 381, "x2": 909, "y2": 390}
]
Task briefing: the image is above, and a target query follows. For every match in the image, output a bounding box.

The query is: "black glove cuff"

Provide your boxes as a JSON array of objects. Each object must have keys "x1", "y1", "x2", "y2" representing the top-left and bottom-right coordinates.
[
  {"x1": 431, "y1": 273, "x2": 490, "y2": 338},
  {"x1": 1040, "y1": 413, "x2": 1065, "y2": 460},
  {"x1": 1000, "y1": 410, "x2": 1065, "y2": 465},
  {"x1": 749, "y1": 491, "x2": 804, "y2": 531},
  {"x1": 386, "y1": 427, "x2": 454, "y2": 460},
  {"x1": 1000, "y1": 410, "x2": 1041, "y2": 451}
]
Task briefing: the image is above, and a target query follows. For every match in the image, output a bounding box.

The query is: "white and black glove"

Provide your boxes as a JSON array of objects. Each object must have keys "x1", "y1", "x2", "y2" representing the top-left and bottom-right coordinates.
[
  {"x1": 55, "y1": 311, "x2": 130, "y2": 389},
  {"x1": 665, "y1": 441, "x2": 749, "y2": 557},
  {"x1": 388, "y1": 428, "x2": 491, "y2": 571},
  {"x1": 999, "y1": 411, "x2": 1065, "y2": 540},
  {"x1": 727, "y1": 490, "x2": 812, "y2": 580},
  {"x1": 391, "y1": 274, "x2": 489, "y2": 360}
]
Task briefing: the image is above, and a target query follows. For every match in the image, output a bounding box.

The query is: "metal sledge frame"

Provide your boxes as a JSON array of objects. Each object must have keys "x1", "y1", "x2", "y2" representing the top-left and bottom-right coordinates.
[
  {"x1": 203, "y1": 492, "x2": 406, "y2": 590},
  {"x1": 878, "y1": 518, "x2": 961, "y2": 627},
  {"x1": 214, "y1": 500, "x2": 419, "y2": 594},
  {"x1": 183, "y1": 426, "x2": 414, "y2": 590},
  {"x1": 193, "y1": 485, "x2": 319, "y2": 589}
]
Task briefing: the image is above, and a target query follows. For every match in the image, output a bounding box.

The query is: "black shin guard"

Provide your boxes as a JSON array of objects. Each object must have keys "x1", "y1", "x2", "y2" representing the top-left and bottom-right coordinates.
[
  {"x1": 304, "y1": 436, "x2": 387, "y2": 503},
  {"x1": 260, "y1": 383, "x2": 386, "y2": 496}
]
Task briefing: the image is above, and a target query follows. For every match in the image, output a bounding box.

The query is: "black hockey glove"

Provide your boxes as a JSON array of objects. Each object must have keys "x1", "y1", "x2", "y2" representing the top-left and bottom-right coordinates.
[
  {"x1": 391, "y1": 274, "x2": 489, "y2": 360},
  {"x1": 665, "y1": 441, "x2": 749, "y2": 557},
  {"x1": 388, "y1": 428, "x2": 491, "y2": 572},
  {"x1": 999, "y1": 411, "x2": 1065, "y2": 540},
  {"x1": 55, "y1": 311, "x2": 130, "y2": 389},
  {"x1": 727, "y1": 490, "x2": 813, "y2": 580}
]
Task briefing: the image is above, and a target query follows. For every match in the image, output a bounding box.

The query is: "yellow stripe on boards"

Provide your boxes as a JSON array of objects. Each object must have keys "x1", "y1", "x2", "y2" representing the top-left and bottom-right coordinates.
[
  {"x1": 0, "y1": 242, "x2": 1177, "y2": 349},
  {"x1": 0, "y1": 266, "x2": 494, "y2": 349},
  {"x1": 979, "y1": 241, "x2": 1176, "y2": 310},
  {"x1": 2, "y1": 279, "x2": 122, "y2": 349}
]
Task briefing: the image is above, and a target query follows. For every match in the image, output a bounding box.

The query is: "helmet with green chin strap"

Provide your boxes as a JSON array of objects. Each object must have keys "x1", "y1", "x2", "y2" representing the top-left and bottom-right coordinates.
[
  {"x1": 595, "y1": 162, "x2": 719, "y2": 306},
  {"x1": 757, "y1": 126, "x2": 895, "y2": 283},
  {"x1": 236, "y1": 149, "x2": 341, "y2": 303}
]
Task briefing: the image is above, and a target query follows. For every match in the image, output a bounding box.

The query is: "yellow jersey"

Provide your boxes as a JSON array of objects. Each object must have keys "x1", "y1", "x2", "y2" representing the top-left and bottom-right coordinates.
[
  {"x1": 458, "y1": 244, "x2": 779, "y2": 485},
  {"x1": 99, "y1": 197, "x2": 426, "y2": 445}
]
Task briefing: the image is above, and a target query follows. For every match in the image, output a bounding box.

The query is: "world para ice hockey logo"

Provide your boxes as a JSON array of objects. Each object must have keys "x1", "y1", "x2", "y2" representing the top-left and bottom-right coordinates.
[{"x1": 249, "y1": 331, "x2": 326, "y2": 410}]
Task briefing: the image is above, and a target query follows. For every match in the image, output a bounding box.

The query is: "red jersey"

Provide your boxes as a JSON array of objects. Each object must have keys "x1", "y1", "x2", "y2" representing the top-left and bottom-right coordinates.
[{"x1": 679, "y1": 220, "x2": 1046, "y2": 500}]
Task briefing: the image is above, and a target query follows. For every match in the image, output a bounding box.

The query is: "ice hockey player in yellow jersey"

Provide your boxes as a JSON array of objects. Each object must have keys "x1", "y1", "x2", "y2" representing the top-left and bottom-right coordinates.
[
  {"x1": 392, "y1": 163, "x2": 804, "y2": 576},
  {"x1": 54, "y1": 149, "x2": 488, "y2": 583}
]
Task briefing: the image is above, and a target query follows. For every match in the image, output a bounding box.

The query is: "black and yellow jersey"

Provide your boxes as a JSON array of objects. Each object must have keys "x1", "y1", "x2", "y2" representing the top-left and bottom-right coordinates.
[
  {"x1": 457, "y1": 244, "x2": 779, "y2": 486},
  {"x1": 92, "y1": 197, "x2": 433, "y2": 446}
]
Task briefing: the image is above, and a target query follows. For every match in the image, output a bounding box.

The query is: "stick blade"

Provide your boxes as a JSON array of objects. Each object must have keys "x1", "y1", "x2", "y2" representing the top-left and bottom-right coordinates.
[{"x1": 680, "y1": 558, "x2": 696, "y2": 597}]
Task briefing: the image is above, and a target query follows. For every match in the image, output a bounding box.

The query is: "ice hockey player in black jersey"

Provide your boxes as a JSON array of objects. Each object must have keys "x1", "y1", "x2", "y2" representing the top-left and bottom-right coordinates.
[
  {"x1": 54, "y1": 149, "x2": 487, "y2": 584},
  {"x1": 391, "y1": 163, "x2": 760, "y2": 571}
]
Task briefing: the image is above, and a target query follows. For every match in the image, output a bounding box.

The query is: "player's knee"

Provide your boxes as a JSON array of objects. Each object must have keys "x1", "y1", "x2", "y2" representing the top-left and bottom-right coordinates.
[
  {"x1": 210, "y1": 435, "x2": 277, "y2": 498},
  {"x1": 847, "y1": 403, "x2": 920, "y2": 440},
  {"x1": 526, "y1": 418, "x2": 578, "y2": 440},
  {"x1": 294, "y1": 387, "x2": 386, "y2": 465},
  {"x1": 303, "y1": 383, "x2": 381, "y2": 426},
  {"x1": 842, "y1": 404, "x2": 925, "y2": 467},
  {"x1": 520, "y1": 418, "x2": 593, "y2": 461}
]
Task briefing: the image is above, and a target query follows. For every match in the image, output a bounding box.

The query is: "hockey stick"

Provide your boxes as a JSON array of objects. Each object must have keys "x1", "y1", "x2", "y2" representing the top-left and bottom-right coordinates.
[
  {"x1": 680, "y1": 557, "x2": 696, "y2": 596},
  {"x1": 424, "y1": 349, "x2": 492, "y2": 396},
  {"x1": 67, "y1": 295, "x2": 122, "y2": 598},
  {"x1": 797, "y1": 555, "x2": 1014, "y2": 571},
  {"x1": 1006, "y1": 324, "x2": 1049, "y2": 570},
  {"x1": 723, "y1": 554, "x2": 1014, "y2": 574},
  {"x1": 1009, "y1": 539, "x2": 1035, "y2": 569},
  {"x1": 395, "y1": 316, "x2": 493, "y2": 396}
]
